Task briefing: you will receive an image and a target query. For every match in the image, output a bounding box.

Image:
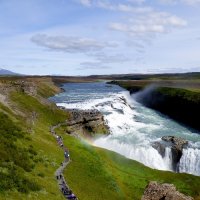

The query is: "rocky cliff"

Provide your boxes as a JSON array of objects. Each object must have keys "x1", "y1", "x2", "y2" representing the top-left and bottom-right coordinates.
[
  {"x1": 111, "y1": 81, "x2": 200, "y2": 132},
  {"x1": 134, "y1": 87, "x2": 200, "y2": 132},
  {"x1": 59, "y1": 108, "x2": 109, "y2": 137}
]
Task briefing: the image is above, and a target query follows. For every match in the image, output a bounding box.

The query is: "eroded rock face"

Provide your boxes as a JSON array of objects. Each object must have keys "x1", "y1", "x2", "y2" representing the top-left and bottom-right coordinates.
[
  {"x1": 161, "y1": 136, "x2": 188, "y2": 153},
  {"x1": 152, "y1": 136, "x2": 188, "y2": 171},
  {"x1": 63, "y1": 109, "x2": 109, "y2": 137},
  {"x1": 0, "y1": 80, "x2": 37, "y2": 96},
  {"x1": 142, "y1": 181, "x2": 193, "y2": 200},
  {"x1": 67, "y1": 109, "x2": 104, "y2": 124}
]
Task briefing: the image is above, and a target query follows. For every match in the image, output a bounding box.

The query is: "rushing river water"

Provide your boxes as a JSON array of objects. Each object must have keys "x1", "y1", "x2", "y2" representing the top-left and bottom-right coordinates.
[{"x1": 50, "y1": 82, "x2": 200, "y2": 176}]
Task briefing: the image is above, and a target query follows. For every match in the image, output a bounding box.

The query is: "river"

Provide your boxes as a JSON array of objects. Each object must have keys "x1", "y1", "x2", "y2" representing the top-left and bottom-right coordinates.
[{"x1": 50, "y1": 82, "x2": 200, "y2": 176}]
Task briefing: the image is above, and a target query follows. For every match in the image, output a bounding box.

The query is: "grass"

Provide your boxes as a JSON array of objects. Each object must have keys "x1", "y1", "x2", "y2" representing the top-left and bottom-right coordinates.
[
  {"x1": 0, "y1": 112, "x2": 40, "y2": 193},
  {"x1": 0, "y1": 80, "x2": 68, "y2": 199},
  {"x1": 109, "y1": 79, "x2": 200, "y2": 93},
  {"x1": 53, "y1": 126, "x2": 200, "y2": 200},
  {"x1": 1, "y1": 77, "x2": 200, "y2": 200},
  {"x1": 157, "y1": 87, "x2": 200, "y2": 103}
]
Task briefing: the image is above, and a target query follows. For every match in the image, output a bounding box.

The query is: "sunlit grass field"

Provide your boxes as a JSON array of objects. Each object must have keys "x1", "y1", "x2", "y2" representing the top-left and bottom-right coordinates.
[{"x1": 54, "y1": 125, "x2": 200, "y2": 200}]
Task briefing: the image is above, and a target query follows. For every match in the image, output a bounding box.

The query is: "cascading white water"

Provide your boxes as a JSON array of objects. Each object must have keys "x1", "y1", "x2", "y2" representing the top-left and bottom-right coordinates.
[
  {"x1": 95, "y1": 137, "x2": 172, "y2": 170},
  {"x1": 163, "y1": 147, "x2": 173, "y2": 171},
  {"x1": 50, "y1": 82, "x2": 200, "y2": 176},
  {"x1": 179, "y1": 147, "x2": 200, "y2": 176}
]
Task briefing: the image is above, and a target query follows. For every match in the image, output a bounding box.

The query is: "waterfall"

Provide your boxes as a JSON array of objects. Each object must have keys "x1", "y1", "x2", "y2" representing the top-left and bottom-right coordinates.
[
  {"x1": 179, "y1": 148, "x2": 200, "y2": 176},
  {"x1": 163, "y1": 147, "x2": 173, "y2": 171},
  {"x1": 94, "y1": 137, "x2": 173, "y2": 171},
  {"x1": 52, "y1": 82, "x2": 200, "y2": 176}
]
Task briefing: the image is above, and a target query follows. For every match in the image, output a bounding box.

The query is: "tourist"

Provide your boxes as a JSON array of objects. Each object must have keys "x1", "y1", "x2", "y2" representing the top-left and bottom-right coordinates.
[
  {"x1": 64, "y1": 149, "x2": 70, "y2": 158},
  {"x1": 67, "y1": 193, "x2": 77, "y2": 199}
]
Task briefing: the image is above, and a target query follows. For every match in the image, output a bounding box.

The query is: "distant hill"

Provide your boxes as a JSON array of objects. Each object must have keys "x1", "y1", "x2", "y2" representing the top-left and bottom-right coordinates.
[
  {"x1": 0, "y1": 68, "x2": 20, "y2": 76},
  {"x1": 88, "y1": 72, "x2": 200, "y2": 80}
]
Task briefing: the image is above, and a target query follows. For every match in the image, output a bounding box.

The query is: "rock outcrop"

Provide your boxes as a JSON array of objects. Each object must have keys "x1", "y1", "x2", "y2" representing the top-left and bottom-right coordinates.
[
  {"x1": 152, "y1": 136, "x2": 188, "y2": 171},
  {"x1": 161, "y1": 136, "x2": 188, "y2": 150},
  {"x1": 61, "y1": 108, "x2": 109, "y2": 137},
  {"x1": 142, "y1": 181, "x2": 193, "y2": 200},
  {"x1": 162, "y1": 136, "x2": 188, "y2": 166},
  {"x1": 0, "y1": 80, "x2": 37, "y2": 96}
]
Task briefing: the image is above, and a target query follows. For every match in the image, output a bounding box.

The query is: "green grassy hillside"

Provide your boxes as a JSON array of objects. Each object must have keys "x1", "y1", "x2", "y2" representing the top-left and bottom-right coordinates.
[
  {"x1": 0, "y1": 112, "x2": 40, "y2": 193},
  {"x1": 0, "y1": 77, "x2": 68, "y2": 200},
  {"x1": 53, "y1": 124, "x2": 200, "y2": 200},
  {"x1": 0, "y1": 77, "x2": 200, "y2": 200}
]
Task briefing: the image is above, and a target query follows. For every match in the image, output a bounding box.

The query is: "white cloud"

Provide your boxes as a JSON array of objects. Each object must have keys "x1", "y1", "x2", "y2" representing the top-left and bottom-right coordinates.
[
  {"x1": 31, "y1": 34, "x2": 116, "y2": 53},
  {"x1": 110, "y1": 11, "x2": 187, "y2": 35},
  {"x1": 127, "y1": 0, "x2": 146, "y2": 4},
  {"x1": 77, "y1": 0, "x2": 152, "y2": 13},
  {"x1": 79, "y1": 0, "x2": 92, "y2": 6},
  {"x1": 93, "y1": 52, "x2": 130, "y2": 63},
  {"x1": 76, "y1": 0, "x2": 187, "y2": 37},
  {"x1": 78, "y1": 52, "x2": 130, "y2": 70},
  {"x1": 116, "y1": 4, "x2": 152, "y2": 13},
  {"x1": 75, "y1": 0, "x2": 187, "y2": 65},
  {"x1": 158, "y1": 0, "x2": 178, "y2": 4},
  {"x1": 182, "y1": 0, "x2": 200, "y2": 5},
  {"x1": 158, "y1": 0, "x2": 200, "y2": 5},
  {"x1": 78, "y1": 0, "x2": 200, "y2": 8}
]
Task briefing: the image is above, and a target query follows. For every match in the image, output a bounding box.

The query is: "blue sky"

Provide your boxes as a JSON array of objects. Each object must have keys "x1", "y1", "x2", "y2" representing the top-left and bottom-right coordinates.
[{"x1": 0, "y1": 0, "x2": 200, "y2": 75}]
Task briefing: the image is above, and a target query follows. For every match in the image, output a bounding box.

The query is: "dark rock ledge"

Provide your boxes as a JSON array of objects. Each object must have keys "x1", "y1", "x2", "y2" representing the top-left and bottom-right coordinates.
[
  {"x1": 152, "y1": 136, "x2": 188, "y2": 171},
  {"x1": 59, "y1": 107, "x2": 109, "y2": 138}
]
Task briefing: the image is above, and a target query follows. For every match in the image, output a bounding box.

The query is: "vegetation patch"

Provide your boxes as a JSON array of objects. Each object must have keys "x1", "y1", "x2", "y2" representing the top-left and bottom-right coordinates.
[
  {"x1": 53, "y1": 127, "x2": 200, "y2": 200},
  {"x1": 0, "y1": 112, "x2": 40, "y2": 193}
]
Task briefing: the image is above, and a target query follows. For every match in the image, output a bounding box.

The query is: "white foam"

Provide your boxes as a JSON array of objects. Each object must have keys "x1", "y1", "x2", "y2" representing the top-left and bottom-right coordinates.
[
  {"x1": 179, "y1": 147, "x2": 200, "y2": 176},
  {"x1": 94, "y1": 137, "x2": 171, "y2": 171}
]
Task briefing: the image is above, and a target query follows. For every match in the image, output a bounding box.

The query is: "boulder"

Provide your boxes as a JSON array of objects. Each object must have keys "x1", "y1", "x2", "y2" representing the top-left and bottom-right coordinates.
[{"x1": 142, "y1": 181, "x2": 193, "y2": 200}]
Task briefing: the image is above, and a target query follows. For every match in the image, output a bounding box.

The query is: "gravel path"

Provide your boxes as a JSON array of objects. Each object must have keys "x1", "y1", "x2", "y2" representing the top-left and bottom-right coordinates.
[{"x1": 50, "y1": 124, "x2": 78, "y2": 200}]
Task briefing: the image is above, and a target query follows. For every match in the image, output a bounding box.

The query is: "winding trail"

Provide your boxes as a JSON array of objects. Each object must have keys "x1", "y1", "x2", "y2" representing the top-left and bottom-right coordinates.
[{"x1": 50, "y1": 124, "x2": 78, "y2": 200}]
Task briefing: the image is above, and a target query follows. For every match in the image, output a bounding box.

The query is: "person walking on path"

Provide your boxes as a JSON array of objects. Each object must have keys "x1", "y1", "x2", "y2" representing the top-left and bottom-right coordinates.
[{"x1": 50, "y1": 125, "x2": 78, "y2": 200}]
